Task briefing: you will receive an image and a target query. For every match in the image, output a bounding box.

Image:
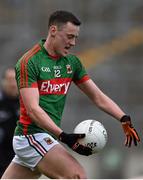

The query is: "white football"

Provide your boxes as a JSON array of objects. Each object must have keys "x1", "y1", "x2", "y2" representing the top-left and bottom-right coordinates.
[{"x1": 74, "y1": 119, "x2": 108, "y2": 154}]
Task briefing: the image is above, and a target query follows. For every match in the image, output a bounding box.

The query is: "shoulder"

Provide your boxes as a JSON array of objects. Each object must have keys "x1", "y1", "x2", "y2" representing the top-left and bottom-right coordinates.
[
  {"x1": 24, "y1": 44, "x2": 41, "y2": 61},
  {"x1": 16, "y1": 44, "x2": 41, "y2": 66},
  {"x1": 15, "y1": 44, "x2": 42, "y2": 72}
]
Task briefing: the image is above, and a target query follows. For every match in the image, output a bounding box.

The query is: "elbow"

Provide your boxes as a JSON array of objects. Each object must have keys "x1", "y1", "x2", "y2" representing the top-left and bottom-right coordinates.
[
  {"x1": 93, "y1": 98, "x2": 103, "y2": 108},
  {"x1": 26, "y1": 105, "x2": 39, "y2": 118},
  {"x1": 92, "y1": 94, "x2": 105, "y2": 109},
  {"x1": 26, "y1": 109, "x2": 33, "y2": 117}
]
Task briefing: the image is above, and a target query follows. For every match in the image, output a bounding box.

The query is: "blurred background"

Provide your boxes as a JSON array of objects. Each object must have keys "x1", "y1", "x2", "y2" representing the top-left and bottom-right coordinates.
[{"x1": 0, "y1": 0, "x2": 143, "y2": 178}]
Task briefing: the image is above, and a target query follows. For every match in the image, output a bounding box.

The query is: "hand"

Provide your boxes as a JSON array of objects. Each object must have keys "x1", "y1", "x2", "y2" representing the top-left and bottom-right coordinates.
[
  {"x1": 59, "y1": 132, "x2": 92, "y2": 156},
  {"x1": 120, "y1": 115, "x2": 140, "y2": 147}
]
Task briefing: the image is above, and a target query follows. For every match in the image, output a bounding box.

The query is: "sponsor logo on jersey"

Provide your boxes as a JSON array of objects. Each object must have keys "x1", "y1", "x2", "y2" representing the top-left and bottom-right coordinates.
[
  {"x1": 41, "y1": 67, "x2": 51, "y2": 72},
  {"x1": 53, "y1": 65, "x2": 62, "y2": 70},
  {"x1": 38, "y1": 78, "x2": 71, "y2": 95},
  {"x1": 66, "y1": 64, "x2": 72, "y2": 74}
]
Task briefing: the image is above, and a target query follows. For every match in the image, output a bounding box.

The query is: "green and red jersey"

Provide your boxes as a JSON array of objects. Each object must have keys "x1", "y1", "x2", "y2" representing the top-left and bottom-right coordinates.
[{"x1": 15, "y1": 39, "x2": 90, "y2": 135}]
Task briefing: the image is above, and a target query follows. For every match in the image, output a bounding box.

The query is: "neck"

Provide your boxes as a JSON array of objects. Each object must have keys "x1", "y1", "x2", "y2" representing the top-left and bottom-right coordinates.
[
  {"x1": 43, "y1": 38, "x2": 61, "y2": 60},
  {"x1": 44, "y1": 38, "x2": 55, "y2": 56}
]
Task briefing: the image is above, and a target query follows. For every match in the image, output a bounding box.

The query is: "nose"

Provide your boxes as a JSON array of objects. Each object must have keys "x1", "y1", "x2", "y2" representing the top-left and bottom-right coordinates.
[{"x1": 70, "y1": 38, "x2": 76, "y2": 46}]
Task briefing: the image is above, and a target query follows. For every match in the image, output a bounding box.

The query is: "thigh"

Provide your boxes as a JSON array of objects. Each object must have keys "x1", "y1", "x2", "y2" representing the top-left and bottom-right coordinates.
[
  {"x1": 37, "y1": 144, "x2": 87, "y2": 179},
  {"x1": 1, "y1": 162, "x2": 41, "y2": 179}
]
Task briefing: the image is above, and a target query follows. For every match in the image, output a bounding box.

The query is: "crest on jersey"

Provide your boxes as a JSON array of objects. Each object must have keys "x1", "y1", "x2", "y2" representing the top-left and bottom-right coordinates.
[
  {"x1": 66, "y1": 64, "x2": 72, "y2": 74},
  {"x1": 44, "y1": 137, "x2": 53, "y2": 145}
]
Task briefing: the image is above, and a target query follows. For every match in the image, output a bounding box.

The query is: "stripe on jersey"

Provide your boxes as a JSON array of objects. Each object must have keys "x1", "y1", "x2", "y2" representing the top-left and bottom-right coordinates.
[
  {"x1": 74, "y1": 75, "x2": 90, "y2": 85},
  {"x1": 26, "y1": 135, "x2": 47, "y2": 157},
  {"x1": 19, "y1": 95, "x2": 33, "y2": 135},
  {"x1": 20, "y1": 44, "x2": 41, "y2": 88}
]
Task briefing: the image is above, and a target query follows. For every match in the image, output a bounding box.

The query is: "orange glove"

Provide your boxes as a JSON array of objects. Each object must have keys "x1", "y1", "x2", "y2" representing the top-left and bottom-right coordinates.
[{"x1": 120, "y1": 115, "x2": 140, "y2": 147}]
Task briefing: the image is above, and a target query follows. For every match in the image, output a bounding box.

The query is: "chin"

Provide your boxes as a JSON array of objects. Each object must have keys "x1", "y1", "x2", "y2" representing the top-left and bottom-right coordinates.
[
  {"x1": 63, "y1": 51, "x2": 69, "y2": 57},
  {"x1": 62, "y1": 54, "x2": 67, "y2": 57}
]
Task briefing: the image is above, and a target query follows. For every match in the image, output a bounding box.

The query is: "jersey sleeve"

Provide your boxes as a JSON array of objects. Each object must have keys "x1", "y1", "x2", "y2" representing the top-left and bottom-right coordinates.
[
  {"x1": 15, "y1": 55, "x2": 39, "y2": 89},
  {"x1": 72, "y1": 56, "x2": 90, "y2": 84}
]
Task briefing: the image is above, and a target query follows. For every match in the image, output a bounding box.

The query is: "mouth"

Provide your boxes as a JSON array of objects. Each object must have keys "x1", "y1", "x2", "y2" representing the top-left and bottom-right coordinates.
[
  {"x1": 64, "y1": 46, "x2": 71, "y2": 54},
  {"x1": 65, "y1": 46, "x2": 70, "y2": 50}
]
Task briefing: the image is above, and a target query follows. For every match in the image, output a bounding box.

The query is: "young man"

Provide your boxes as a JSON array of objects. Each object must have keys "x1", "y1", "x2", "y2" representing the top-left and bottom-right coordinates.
[
  {"x1": 0, "y1": 68, "x2": 19, "y2": 178},
  {"x1": 2, "y1": 10, "x2": 140, "y2": 179}
]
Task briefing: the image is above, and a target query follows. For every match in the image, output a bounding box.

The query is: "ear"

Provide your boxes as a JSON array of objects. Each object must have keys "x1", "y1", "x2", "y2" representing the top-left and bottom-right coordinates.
[{"x1": 49, "y1": 25, "x2": 57, "y2": 37}]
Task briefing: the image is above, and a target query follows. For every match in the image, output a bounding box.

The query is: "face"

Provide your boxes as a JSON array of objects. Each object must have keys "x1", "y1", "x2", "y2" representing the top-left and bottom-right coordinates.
[
  {"x1": 50, "y1": 22, "x2": 80, "y2": 57},
  {"x1": 2, "y1": 69, "x2": 18, "y2": 98}
]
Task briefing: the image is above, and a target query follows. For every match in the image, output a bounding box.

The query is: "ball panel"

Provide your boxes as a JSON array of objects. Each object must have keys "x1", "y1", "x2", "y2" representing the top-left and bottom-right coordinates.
[{"x1": 74, "y1": 119, "x2": 108, "y2": 154}]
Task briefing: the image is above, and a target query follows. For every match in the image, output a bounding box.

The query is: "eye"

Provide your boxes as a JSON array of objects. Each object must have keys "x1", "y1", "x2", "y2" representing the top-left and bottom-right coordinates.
[
  {"x1": 67, "y1": 34, "x2": 75, "y2": 39},
  {"x1": 67, "y1": 35, "x2": 78, "y2": 44}
]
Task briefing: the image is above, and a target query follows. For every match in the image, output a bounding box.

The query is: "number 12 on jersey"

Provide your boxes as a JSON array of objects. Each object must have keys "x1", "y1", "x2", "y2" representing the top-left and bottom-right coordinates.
[{"x1": 54, "y1": 70, "x2": 61, "y2": 77}]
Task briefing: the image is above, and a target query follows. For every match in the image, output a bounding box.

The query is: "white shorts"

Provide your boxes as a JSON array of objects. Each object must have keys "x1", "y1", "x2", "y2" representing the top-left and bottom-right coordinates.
[{"x1": 12, "y1": 133, "x2": 59, "y2": 170}]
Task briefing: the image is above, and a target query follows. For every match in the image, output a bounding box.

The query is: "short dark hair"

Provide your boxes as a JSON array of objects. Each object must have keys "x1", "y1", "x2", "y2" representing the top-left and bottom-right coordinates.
[{"x1": 48, "y1": 10, "x2": 81, "y2": 28}]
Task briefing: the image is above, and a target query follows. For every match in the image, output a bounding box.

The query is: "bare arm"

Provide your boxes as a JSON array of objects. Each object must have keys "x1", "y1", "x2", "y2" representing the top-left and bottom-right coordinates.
[
  {"x1": 77, "y1": 79, "x2": 125, "y2": 121},
  {"x1": 20, "y1": 87, "x2": 92, "y2": 155},
  {"x1": 77, "y1": 79, "x2": 140, "y2": 147},
  {"x1": 20, "y1": 88, "x2": 62, "y2": 137}
]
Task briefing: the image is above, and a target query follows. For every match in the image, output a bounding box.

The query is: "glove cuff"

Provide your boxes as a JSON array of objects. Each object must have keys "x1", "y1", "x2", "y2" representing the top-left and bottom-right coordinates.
[
  {"x1": 59, "y1": 131, "x2": 66, "y2": 142},
  {"x1": 120, "y1": 115, "x2": 131, "y2": 123}
]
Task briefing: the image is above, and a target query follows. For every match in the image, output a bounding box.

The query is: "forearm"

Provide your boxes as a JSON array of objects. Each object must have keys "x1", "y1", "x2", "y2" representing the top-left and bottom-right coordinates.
[
  {"x1": 78, "y1": 80, "x2": 140, "y2": 147},
  {"x1": 27, "y1": 105, "x2": 62, "y2": 137},
  {"x1": 78, "y1": 80, "x2": 125, "y2": 121},
  {"x1": 94, "y1": 92, "x2": 125, "y2": 121}
]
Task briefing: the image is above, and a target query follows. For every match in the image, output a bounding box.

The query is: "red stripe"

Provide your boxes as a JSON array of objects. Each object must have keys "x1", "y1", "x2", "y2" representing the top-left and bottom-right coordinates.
[
  {"x1": 23, "y1": 124, "x2": 28, "y2": 135},
  {"x1": 29, "y1": 135, "x2": 46, "y2": 156},
  {"x1": 19, "y1": 95, "x2": 32, "y2": 135},
  {"x1": 31, "y1": 82, "x2": 38, "y2": 88},
  {"x1": 20, "y1": 44, "x2": 41, "y2": 88},
  {"x1": 19, "y1": 45, "x2": 41, "y2": 134},
  {"x1": 74, "y1": 75, "x2": 90, "y2": 85},
  {"x1": 25, "y1": 44, "x2": 41, "y2": 87},
  {"x1": 20, "y1": 58, "x2": 25, "y2": 88}
]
